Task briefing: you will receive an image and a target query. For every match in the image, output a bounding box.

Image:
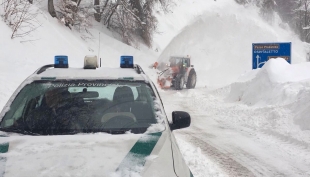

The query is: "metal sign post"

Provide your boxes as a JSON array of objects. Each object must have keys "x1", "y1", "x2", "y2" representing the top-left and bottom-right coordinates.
[{"x1": 252, "y1": 42, "x2": 291, "y2": 69}]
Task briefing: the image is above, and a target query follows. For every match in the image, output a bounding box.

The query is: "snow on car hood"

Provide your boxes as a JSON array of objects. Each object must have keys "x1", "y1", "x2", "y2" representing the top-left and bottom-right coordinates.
[{"x1": 0, "y1": 132, "x2": 166, "y2": 177}]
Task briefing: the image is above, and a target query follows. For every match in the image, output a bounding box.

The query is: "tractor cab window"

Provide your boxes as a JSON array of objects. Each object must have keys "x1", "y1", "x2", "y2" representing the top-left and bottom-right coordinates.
[
  {"x1": 183, "y1": 59, "x2": 190, "y2": 67},
  {"x1": 169, "y1": 58, "x2": 182, "y2": 67}
]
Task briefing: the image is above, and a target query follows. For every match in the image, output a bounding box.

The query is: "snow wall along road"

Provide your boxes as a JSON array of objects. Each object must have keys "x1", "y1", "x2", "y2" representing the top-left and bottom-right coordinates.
[{"x1": 157, "y1": 1, "x2": 308, "y2": 88}]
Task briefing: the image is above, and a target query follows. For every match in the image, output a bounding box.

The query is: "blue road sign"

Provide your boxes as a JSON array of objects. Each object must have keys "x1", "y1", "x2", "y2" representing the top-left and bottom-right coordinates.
[{"x1": 252, "y1": 42, "x2": 291, "y2": 69}]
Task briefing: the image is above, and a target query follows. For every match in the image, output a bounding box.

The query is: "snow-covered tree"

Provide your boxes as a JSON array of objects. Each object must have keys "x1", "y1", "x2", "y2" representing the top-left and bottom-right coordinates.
[
  {"x1": 46, "y1": 0, "x2": 171, "y2": 47},
  {"x1": 292, "y1": 0, "x2": 310, "y2": 42},
  {"x1": 53, "y1": 0, "x2": 94, "y2": 31},
  {"x1": 99, "y1": 0, "x2": 169, "y2": 48},
  {"x1": 1, "y1": 0, "x2": 41, "y2": 38}
]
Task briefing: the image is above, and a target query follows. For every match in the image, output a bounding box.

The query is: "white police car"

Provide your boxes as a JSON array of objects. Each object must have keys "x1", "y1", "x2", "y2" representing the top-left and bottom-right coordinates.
[{"x1": 0, "y1": 55, "x2": 194, "y2": 177}]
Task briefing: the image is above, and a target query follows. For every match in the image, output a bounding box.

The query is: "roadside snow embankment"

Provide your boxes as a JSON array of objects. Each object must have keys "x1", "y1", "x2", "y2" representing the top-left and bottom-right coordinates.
[{"x1": 226, "y1": 58, "x2": 310, "y2": 130}]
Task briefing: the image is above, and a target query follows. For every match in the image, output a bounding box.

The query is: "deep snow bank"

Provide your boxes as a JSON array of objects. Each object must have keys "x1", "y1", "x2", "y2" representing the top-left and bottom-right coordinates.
[
  {"x1": 226, "y1": 58, "x2": 310, "y2": 130},
  {"x1": 226, "y1": 58, "x2": 310, "y2": 106},
  {"x1": 157, "y1": 0, "x2": 308, "y2": 88}
]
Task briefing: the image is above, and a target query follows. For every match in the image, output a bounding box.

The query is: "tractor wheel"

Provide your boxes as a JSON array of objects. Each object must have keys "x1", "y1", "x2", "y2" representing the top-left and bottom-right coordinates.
[
  {"x1": 175, "y1": 76, "x2": 184, "y2": 90},
  {"x1": 186, "y1": 69, "x2": 196, "y2": 89}
]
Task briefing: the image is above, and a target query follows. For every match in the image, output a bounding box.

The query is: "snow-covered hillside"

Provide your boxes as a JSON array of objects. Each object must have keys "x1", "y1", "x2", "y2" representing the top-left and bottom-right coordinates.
[{"x1": 0, "y1": 1, "x2": 158, "y2": 109}]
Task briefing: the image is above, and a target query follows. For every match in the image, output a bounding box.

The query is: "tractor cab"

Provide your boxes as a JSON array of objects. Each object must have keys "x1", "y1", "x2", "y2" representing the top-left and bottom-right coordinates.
[
  {"x1": 169, "y1": 56, "x2": 190, "y2": 67},
  {"x1": 169, "y1": 56, "x2": 191, "y2": 75}
]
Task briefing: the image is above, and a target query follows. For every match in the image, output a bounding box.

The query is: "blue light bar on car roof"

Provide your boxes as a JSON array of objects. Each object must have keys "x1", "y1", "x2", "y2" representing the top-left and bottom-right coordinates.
[
  {"x1": 54, "y1": 55, "x2": 68, "y2": 68},
  {"x1": 120, "y1": 56, "x2": 134, "y2": 68}
]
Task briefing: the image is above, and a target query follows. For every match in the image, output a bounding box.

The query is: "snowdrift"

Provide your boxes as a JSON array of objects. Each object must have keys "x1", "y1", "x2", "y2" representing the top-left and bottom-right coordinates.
[
  {"x1": 227, "y1": 58, "x2": 310, "y2": 106},
  {"x1": 227, "y1": 58, "x2": 310, "y2": 130}
]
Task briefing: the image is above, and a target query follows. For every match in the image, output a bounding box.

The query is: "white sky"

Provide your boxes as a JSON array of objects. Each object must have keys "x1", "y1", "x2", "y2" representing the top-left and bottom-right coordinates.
[{"x1": 1, "y1": 0, "x2": 310, "y2": 176}]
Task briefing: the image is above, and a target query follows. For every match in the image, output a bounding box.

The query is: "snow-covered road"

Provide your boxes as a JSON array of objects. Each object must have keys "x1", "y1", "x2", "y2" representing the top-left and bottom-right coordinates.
[{"x1": 159, "y1": 88, "x2": 310, "y2": 177}]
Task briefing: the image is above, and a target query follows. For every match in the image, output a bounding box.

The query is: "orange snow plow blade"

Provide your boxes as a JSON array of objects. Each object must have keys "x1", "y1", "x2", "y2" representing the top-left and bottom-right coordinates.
[
  {"x1": 157, "y1": 77, "x2": 172, "y2": 89},
  {"x1": 157, "y1": 68, "x2": 173, "y2": 89}
]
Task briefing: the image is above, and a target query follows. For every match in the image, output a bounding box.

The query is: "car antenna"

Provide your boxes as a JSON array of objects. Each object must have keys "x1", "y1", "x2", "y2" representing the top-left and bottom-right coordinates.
[{"x1": 98, "y1": 32, "x2": 100, "y2": 67}]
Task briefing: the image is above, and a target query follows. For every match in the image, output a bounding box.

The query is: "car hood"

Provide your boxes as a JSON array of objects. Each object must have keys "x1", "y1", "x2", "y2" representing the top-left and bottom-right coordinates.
[{"x1": 0, "y1": 131, "x2": 172, "y2": 177}]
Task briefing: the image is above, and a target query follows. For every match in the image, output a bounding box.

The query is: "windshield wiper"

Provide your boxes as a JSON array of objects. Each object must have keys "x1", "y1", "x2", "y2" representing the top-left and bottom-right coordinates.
[
  {"x1": 102, "y1": 130, "x2": 127, "y2": 134},
  {"x1": 101, "y1": 128, "x2": 147, "y2": 134},
  {"x1": 0, "y1": 127, "x2": 39, "y2": 135}
]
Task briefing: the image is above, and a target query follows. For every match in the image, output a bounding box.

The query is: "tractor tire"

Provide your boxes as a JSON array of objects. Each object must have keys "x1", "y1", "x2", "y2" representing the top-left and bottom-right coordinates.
[
  {"x1": 186, "y1": 69, "x2": 196, "y2": 89},
  {"x1": 175, "y1": 76, "x2": 185, "y2": 90}
]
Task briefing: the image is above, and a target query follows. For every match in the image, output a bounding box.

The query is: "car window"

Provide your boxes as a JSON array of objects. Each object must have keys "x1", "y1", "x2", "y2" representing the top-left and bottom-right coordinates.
[{"x1": 0, "y1": 80, "x2": 158, "y2": 135}]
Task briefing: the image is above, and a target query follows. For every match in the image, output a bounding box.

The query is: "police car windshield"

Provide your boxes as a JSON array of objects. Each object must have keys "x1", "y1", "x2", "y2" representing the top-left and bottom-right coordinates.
[{"x1": 0, "y1": 80, "x2": 157, "y2": 135}]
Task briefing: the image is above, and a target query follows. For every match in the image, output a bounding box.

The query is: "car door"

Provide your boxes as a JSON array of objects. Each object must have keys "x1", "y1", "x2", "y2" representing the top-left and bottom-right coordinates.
[{"x1": 170, "y1": 132, "x2": 192, "y2": 177}]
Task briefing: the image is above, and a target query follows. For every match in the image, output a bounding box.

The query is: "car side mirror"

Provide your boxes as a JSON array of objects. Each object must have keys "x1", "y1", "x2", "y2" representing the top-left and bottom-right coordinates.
[
  {"x1": 191, "y1": 65, "x2": 194, "y2": 67},
  {"x1": 169, "y1": 111, "x2": 191, "y2": 131}
]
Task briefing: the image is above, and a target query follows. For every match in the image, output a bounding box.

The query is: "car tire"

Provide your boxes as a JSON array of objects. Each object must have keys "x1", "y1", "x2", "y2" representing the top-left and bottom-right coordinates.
[{"x1": 186, "y1": 69, "x2": 196, "y2": 89}]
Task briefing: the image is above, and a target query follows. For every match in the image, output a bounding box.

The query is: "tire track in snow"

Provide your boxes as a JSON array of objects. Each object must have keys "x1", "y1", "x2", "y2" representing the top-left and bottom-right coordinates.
[
  {"x1": 179, "y1": 131, "x2": 256, "y2": 177},
  {"x1": 178, "y1": 127, "x2": 292, "y2": 177},
  {"x1": 260, "y1": 129, "x2": 310, "y2": 150}
]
